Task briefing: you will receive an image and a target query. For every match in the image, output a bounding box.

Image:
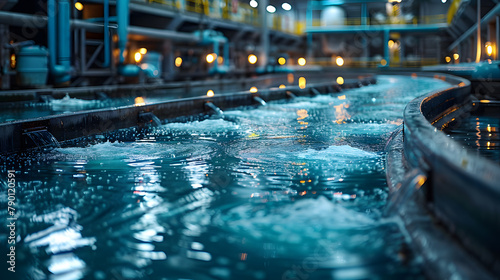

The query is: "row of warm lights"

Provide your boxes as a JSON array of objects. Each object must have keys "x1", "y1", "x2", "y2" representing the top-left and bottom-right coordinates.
[
  {"x1": 136, "y1": 51, "x2": 348, "y2": 69},
  {"x1": 205, "y1": 76, "x2": 344, "y2": 97},
  {"x1": 249, "y1": 0, "x2": 292, "y2": 13},
  {"x1": 446, "y1": 42, "x2": 494, "y2": 63},
  {"x1": 445, "y1": 54, "x2": 459, "y2": 63},
  {"x1": 206, "y1": 80, "x2": 334, "y2": 96},
  {"x1": 135, "y1": 49, "x2": 310, "y2": 67},
  {"x1": 200, "y1": 54, "x2": 307, "y2": 66}
]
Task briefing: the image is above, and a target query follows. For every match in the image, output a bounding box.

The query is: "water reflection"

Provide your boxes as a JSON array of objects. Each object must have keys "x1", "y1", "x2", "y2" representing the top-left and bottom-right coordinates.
[
  {"x1": 1, "y1": 76, "x2": 451, "y2": 279},
  {"x1": 446, "y1": 115, "x2": 500, "y2": 162}
]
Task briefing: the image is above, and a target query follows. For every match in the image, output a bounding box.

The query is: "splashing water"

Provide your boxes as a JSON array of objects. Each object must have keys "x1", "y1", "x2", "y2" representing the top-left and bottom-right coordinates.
[{"x1": 0, "y1": 76, "x2": 451, "y2": 280}]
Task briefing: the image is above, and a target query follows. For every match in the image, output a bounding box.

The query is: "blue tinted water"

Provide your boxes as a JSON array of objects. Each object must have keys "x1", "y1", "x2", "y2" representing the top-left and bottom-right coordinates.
[
  {"x1": 444, "y1": 114, "x2": 500, "y2": 163},
  {"x1": 0, "y1": 76, "x2": 451, "y2": 280}
]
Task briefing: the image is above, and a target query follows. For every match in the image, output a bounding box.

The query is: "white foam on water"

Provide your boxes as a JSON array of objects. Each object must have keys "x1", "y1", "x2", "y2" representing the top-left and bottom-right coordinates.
[
  {"x1": 51, "y1": 94, "x2": 100, "y2": 112},
  {"x1": 217, "y1": 196, "x2": 375, "y2": 242},
  {"x1": 56, "y1": 141, "x2": 213, "y2": 161},
  {"x1": 279, "y1": 100, "x2": 332, "y2": 109},
  {"x1": 224, "y1": 107, "x2": 296, "y2": 121},
  {"x1": 294, "y1": 145, "x2": 379, "y2": 161},
  {"x1": 162, "y1": 119, "x2": 240, "y2": 133}
]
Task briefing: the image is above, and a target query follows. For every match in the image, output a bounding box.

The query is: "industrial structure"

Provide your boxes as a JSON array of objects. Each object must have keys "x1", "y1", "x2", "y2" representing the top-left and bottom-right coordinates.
[
  {"x1": 0, "y1": 0, "x2": 498, "y2": 90},
  {"x1": 1, "y1": 1, "x2": 500, "y2": 280}
]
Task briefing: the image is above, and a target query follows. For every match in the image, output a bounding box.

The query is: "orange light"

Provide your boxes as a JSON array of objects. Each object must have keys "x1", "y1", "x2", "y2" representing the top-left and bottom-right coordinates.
[
  {"x1": 486, "y1": 42, "x2": 493, "y2": 57},
  {"x1": 250, "y1": 87, "x2": 258, "y2": 93},
  {"x1": 10, "y1": 54, "x2": 15, "y2": 69},
  {"x1": 175, "y1": 57, "x2": 182, "y2": 67},
  {"x1": 445, "y1": 56, "x2": 451, "y2": 63},
  {"x1": 134, "y1": 52, "x2": 142, "y2": 63},
  {"x1": 336, "y1": 56, "x2": 344, "y2": 67},
  {"x1": 298, "y1": 77, "x2": 306, "y2": 89},
  {"x1": 388, "y1": 40, "x2": 394, "y2": 48},
  {"x1": 380, "y1": 59, "x2": 387, "y2": 66},
  {"x1": 298, "y1": 57, "x2": 306, "y2": 66},
  {"x1": 248, "y1": 54, "x2": 257, "y2": 64},
  {"x1": 279, "y1": 84, "x2": 286, "y2": 89},
  {"x1": 75, "y1": 2, "x2": 83, "y2": 10},
  {"x1": 134, "y1": 97, "x2": 145, "y2": 106},
  {"x1": 206, "y1": 53, "x2": 216, "y2": 63},
  {"x1": 336, "y1": 77, "x2": 344, "y2": 85},
  {"x1": 139, "y1": 48, "x2": 147, "y2": 55}
]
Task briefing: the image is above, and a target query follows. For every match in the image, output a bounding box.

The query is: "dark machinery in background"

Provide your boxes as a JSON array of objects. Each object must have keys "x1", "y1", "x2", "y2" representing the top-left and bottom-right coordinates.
[{"x1": 0, "y1": 0, "x2": 305, "y2": 90}]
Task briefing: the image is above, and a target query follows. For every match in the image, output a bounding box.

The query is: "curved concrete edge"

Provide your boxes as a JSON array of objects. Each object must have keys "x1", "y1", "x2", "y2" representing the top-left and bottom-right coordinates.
[
  {"x1": 395, "y1": 73, "x2": 500, "y2": 276},
  {"x1": 385, "y1": 129, "x2": 497, "y2": 280},
  {"x1": 0, "y1": 76, "x2": 376, "y2": 155}
]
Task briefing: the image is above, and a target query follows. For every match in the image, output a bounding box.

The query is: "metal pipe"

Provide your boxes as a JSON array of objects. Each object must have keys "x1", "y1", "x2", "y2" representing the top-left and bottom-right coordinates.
[
  {"x1": 103, "y1": 0, "x2": 110, "y2": 67},
  {"x1": 361, "y1": 3, "x2": 367, "y2": 26},
  {"x1": 72, "y1": 20, "x2": 115, "y2": 33},
  {"x1": 0, "y1": 10, "x2": 112, "y2": 33},
  {"x1": 384, "y1": 29, "x2": 390, "y2": 65},
  {"x1": 476, "y1": 0, "x2": 481, "y2": 63},
  {"x1": 496, "y1": 16, "x2": 499, "y2": 60},
  {"x1": 212, "y1": 40, "x2": 219, "y2": 74},
  {"x1": 128, "y1": 26, "x2": 199, "y2": 42},
  {"x1": 259, "y1": 0, "x2": 269, "y2": 71},
  {"x1": 117, "y1": 0, "x2": 129, "y2": 64},
  {"x1": 48, "y1": 0, "x2": 70, "y2": 84},
  {"x1": 48, "y1": 0, "x2": 57, "y2": 75},
  {"x1": 223, "y1": 41, "x2": 229, "y2": 67},
  {"x1": 57, "y1": 0, "x2": 71, "y2": 84}
]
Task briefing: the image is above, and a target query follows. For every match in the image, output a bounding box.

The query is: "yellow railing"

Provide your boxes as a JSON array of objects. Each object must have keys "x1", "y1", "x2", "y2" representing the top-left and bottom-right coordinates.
[{"x1": 310, "y1": 14, "x2": 447, "y2": 27}]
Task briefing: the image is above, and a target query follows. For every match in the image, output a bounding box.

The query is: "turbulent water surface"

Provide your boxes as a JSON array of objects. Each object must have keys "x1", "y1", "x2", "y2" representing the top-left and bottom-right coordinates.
[{"x1": 0, "y1": 76, "x2": 452, "y2": 280}]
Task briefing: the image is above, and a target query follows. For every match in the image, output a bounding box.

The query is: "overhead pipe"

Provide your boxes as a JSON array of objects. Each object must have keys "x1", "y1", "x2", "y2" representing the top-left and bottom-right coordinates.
[
  {"x1": 48, "y1": 0, "x2": 71, "y2": 84},
  {"x1": 128, "y1": 26, "x2": 199, "y2": 42}
]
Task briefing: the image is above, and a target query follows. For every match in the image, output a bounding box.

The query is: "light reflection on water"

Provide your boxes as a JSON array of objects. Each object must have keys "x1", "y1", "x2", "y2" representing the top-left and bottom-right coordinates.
[
  {"x1": 445, "y1": 115, "x2": 500, "y2": 163},
  {"x1": 0, "y1": 76, "x2": 452, "y2": 280}
]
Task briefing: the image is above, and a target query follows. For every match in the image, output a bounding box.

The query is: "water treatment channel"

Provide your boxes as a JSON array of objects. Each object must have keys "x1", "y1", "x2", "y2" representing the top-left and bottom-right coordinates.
[{"x1": 0, "y1": 75, "x2": 453, "y2": 280}]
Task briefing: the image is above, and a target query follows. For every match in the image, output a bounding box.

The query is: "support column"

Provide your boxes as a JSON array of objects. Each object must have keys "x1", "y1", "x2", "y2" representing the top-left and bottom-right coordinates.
[
  {"x1": 362, "y1": 35, "x2": 369, "y2": 67},
  {"x1": 496, "y1": 16, "x2": 499, "y2": 60},
  {"x1": 162, "y1": 40, "x2": 174, "y2": 81},
  {"x1": 384, "y1": 29, "x2": 390, "y2": 66},
  {"x1": 476, "y1": 0, "x2": 481, "y2": 63},
  {"x1": 307, "y1": 33, "x2": 313, "y2": 60},
  {"x1": 361, "y1": 3, "x2": 367, "y2": 25},
  {"x1": 436, "y1": 36, "x2": 440, "y2": 65},
  {"x1": 400, "y1": 36, "x2": 405, "y2": 67},
  {"x1": 259, "y1": 0, "x2": 269, "y2": 71},
  {"x1": 0, "y1": 24, "x2": 9, "y2": 89}
]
